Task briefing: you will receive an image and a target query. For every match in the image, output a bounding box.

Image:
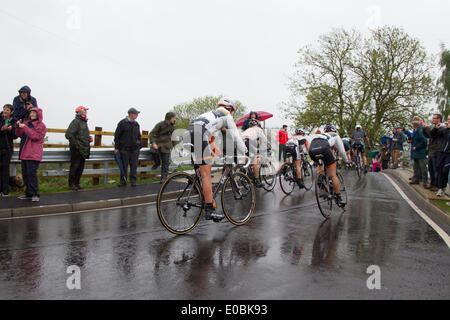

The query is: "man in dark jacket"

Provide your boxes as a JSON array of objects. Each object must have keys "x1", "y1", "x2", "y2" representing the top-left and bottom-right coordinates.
[
  {"x1": 0, "y1": 104, "x2": 16, "y2": 196},
  {"x1": 65, "y1": 106, "x2": 92, "y2": 190},
  {"x1": 12, "y1": 85, "x2": 38, "y2": 122},
  {"x1": 114, "y1": 108, "x2": 142, "y2": 187},
  {"x1": 392, "y1": 127, "x2": 406, "y2": 169},
  {"x1": 149, "y1": 112, "x2": 176, "y2": 183},
  {"x1": 431, "y1": 114, "x2": 450, "y2": 197},
  {"x1": 409, "y1": 118, "x2": 428, "y2": 187},
  {"x1": 423, "y1": 114, "x2": 445, "y2": 191}
]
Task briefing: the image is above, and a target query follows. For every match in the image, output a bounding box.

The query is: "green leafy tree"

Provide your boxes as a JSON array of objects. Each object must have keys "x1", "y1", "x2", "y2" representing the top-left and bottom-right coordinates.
[
  {"x1": 436, "y1": 43, "x2": 450, "y2": 118},
  {"x1": 171, "y1": 95, "x2": 247, "y2": 129},
  {"x1": 284, "y1": 26, "x2": 435, "y2": 145}
]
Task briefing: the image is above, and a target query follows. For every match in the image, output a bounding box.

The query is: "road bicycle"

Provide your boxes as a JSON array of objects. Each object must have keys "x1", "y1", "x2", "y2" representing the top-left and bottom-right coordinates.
[
  {"x1": 238, "y1": 149, "x2": 277, "y2": 192},
  {"x1": 157, "y1": 150, "x2": 256, "y2": 235},
  {"x1": 352, "y1": 142, "x2": 366, "y2": 178},
  {"x1": 279, "y1": 151, "x2": 314, "y2": 195},
  {"x1": 314, "y1": 157, "x2": 347, "y2": 219}
]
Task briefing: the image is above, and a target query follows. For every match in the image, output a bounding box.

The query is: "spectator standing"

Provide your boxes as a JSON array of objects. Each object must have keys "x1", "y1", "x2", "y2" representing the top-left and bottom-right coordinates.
[
  {"x1": 0, "y1": 104, "x2": 17, "y2": 196},
  {"x1": 392, "y1": 127, "x2": 406, "y2": 169},
  {"x1": 423, "y1": 114, "x2": 444, "y2": 191},
  {"x1": 149, "y1": 112, "x2": 176, "y2": 183},
  {"x1": 65, "y1": 106, "x2": 92, "y2": 191},
  {"x1": 277, "y1": 125, "x2": 289, "y2": 162},
  {"x1": 409, "y1": 117, "x2": 428, "y2": 187},
  {"x1": 431, "y1": 114, "x2": 450, "y2": 197},
  {"x1": 12, "y1": 86, "x2": 38, "y2": 122},
  {"x1": 114, "y1": 108, "x2": 142, "y2": 187},
  {"x1": 380, "y1": 140, "x2": 391, "y2": 170},
  {"x1": 242, "y1": 111, "x2": 259, "y2": 131},
  {"x1": 15, "y1": 108, "x2": 46, "y2": 202}
]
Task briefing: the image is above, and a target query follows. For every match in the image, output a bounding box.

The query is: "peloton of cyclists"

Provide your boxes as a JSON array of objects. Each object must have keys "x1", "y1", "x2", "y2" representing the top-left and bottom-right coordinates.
[
  {"x1": 307, "y1": 125, "x2": 349, "y2": 207},
  {"x1": 183, "y1": 97, "x2": 248, "y2": 222}
]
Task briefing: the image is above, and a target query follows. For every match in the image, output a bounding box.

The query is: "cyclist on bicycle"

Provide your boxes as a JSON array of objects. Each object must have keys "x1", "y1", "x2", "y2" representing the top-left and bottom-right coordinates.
[
  {"x1": 286, "y1": 128, "x2": 309, "y2": 188},
  {"x1": 241, "y1": 118, "x2": 268, "y2": 188},
  {"x1": 183, "y1": 97, "x2": 248, "y2": 222},
  {"x1": 342, "y1": 133, "x2": 352, "y2": 167},
  {"x1": 351, "y1": 124, "x2": 371, "y2": 173},
  {"x1": 308, "y1": 125, "x2": 349, "y2": 207}
]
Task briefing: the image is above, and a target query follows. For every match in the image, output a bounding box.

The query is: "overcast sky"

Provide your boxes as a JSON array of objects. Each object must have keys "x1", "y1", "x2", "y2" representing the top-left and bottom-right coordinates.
[{"x1": 1, "y1": 0, "x2": 449, "y2": 141}]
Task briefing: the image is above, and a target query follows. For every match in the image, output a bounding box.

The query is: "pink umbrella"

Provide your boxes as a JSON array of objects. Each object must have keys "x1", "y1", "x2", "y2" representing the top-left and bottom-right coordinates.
[{"x1": 236, "y1": 111, "x2": 273, "y2": 127}]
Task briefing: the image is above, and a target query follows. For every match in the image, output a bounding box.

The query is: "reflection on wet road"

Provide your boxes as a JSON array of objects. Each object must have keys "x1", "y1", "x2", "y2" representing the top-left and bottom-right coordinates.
[{"x1": 0, "y1": 171, "x2": 449, "y2": 299}]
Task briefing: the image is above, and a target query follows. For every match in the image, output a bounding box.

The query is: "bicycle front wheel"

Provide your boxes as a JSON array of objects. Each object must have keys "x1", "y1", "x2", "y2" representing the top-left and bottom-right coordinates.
[
  {"x1": 301, "y1": 161, "x2": 314, "y2": 191},
  {"x1": 260, "y1": 161, "x2": 277, "y2": 191},
  {"x1": 221, "y1": 171, "x2": 256, "y2": 225},
  {"x1": 157, "y1": 172, "x2": 204, "y2": 235},
  {"x1": 315, "y1": 174, "x2": 333, "y2": 219},
  {"x1": 279, "y1": 163, "x2": 295, "y2": 195}
]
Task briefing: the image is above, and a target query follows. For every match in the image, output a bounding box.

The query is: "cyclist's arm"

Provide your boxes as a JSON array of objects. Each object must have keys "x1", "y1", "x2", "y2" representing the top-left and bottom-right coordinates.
[
  {"x1": 224, "y1": 116, "x2": 247, "y2": 154},
  {"x1": 334, "y1": 137, "x2": 349, "y2": 163}
]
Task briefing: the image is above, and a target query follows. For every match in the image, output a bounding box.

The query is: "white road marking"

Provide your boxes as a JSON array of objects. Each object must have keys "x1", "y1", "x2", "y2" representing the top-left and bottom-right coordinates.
[{"x1": 382, "y1": 173, "x2": 450, "y2": 248}]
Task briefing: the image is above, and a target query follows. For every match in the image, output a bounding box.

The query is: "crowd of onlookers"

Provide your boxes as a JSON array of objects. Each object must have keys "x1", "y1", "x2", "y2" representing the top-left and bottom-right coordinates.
[{"x1": 0, "y1": 85, "x2": 179, "y2": 201}]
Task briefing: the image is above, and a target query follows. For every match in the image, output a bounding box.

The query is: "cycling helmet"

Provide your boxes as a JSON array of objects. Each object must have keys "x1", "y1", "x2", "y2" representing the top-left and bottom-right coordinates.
[
  {"x1": 217, "y1": 97, "x2": 236, "y2": 112},
  {"x1": 324, "y1": 125, "x2": 337, "y2": 133},
  {"x1": 248, "y1": 119, "x2": 259, "y2": 127},
  {"x1": 355, "y1": 124, "x2": 362, "y2": 130},
  {"x1": 295, "y1": 128, "x2": 305, "y2": 135},
  {"x1": 315, "y1": 129, "x2": 322, "y2": 134}
]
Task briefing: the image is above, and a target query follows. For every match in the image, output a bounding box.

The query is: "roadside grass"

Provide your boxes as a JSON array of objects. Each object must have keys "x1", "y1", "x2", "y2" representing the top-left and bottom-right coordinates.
[
  {"x1": 8, "y1": 162, "x2": 194, "y2": 196},
  {"x1": 430, "y1": 199, "x2": 450, "y2": 215}
]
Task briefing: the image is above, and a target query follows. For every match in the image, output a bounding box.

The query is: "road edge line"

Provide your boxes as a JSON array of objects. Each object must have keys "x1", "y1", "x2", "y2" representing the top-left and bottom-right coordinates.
[{"x1": 382, "y1": 172, "x2": 450, "y2": 248}]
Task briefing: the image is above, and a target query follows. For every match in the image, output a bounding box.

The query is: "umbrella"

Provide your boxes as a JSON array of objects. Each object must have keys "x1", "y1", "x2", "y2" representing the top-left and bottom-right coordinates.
[
  {"x1": 236, "y1": 111, "x2": 273, "y2": 127},
  {"x1": 114, "y1": 152, "x2": 126, "y2": 177},
  {"x1": 369, "y1": 150, "x2": 380, "y2": 158},
  {"x1": 380, "y1": 136, "x2": 392, "y2": 145}
]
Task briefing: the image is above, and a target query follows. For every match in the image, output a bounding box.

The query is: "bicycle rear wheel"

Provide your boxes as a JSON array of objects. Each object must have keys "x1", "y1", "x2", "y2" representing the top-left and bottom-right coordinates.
[
  {"x1": 221, "y1": 171, "x2": 256, "y2": 225},
  {"x1": 301, "y1": 161, "x2": 314, "y2": 191},
  {"x1": 260, "y1": 161, "x2": 277, "y2": 191},
  {"x1": 336, "y1": 172, "x2": 347, "y2": 209},
  {"x1": 279, "y1": 163, "x2": 295, "y2": 195},
  {"x1": 157, "y1": 172, "x2": 204, "y2": 235},
  {"x1": 315, "y1": 174, "x2": 333, "y2": 219},
  {"x1": 356, "y1": 153, "x2": 363, "y2": 178}
]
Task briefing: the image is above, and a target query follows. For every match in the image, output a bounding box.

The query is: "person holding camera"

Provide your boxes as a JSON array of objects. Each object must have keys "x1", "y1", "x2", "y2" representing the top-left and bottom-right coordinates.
[
  {"x1": 0, "y1": 104, "x2": 17, "y2": 196},
  {"x1": 423, "y1": 114, "x2": 445, "y2": 191},
  {"x1": 65, "y1": 106, "x2": 93, "y2": 191},
  {"x1": 430, "y1": 114, "x2": 450, "y2": 197},
  {"x1": 12, "y1": 85, "x2": 38, "y2": 122}
]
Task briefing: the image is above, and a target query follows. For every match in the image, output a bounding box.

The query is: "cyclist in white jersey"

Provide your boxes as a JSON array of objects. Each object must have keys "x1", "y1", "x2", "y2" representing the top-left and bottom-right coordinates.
[
  {"x1": 285, "y1": 128, "x2": 309, "y2": 188},
  {"x1": 183, "y1": 97, "x2": 247, "y2": 222},
  {"x1": 307, "y1": 125, "x2": 349, "y2": 207}
]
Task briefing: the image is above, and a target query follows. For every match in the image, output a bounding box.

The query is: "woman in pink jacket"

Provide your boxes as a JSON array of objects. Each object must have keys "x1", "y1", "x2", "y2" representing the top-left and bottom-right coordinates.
[{"x1": 15, "y1": 107, "x2": 46, "y2": 202}]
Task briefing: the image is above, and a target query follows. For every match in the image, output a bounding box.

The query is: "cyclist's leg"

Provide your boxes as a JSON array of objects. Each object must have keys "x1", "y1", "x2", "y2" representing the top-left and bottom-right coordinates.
[
  {"x1": 326, "y1": 163, "x2": 340, "y2": 195},
  {"x1": 199, "y1": 164, "x2": 213, "y2": 203},
  {"x1": 295, "y1": 159, "x2": 302, "y2": 178}
]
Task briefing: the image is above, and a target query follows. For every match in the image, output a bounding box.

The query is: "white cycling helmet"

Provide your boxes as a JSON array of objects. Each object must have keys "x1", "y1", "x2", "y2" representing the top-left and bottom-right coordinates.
[
  {"x1": 217, "y1": 97, "x2": 236, "y2": 112},
  {"x1": 355, "y1": 124, "x2": 362, "y2": 130}
]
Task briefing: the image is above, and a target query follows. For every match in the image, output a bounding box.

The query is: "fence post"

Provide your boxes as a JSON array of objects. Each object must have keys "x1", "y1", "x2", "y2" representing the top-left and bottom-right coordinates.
[{"x1": 93, "y1": 126, "x2": 102, "y2": 185}]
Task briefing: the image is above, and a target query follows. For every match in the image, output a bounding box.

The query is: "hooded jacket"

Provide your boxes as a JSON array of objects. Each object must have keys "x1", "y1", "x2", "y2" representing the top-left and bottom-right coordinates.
[
  {"x1": 12, "y1": 86, "x2": 38, "y2": 121},
  {"x1": 14, "y1": 107, "x2": 46, "y2": 162},
  {"x1": 411, "y1": 125, "x2": 427, "y2": 159},
  {"x1": 65, "y1": 114, "x2": 91, "y2": 158},
  {"x1": 149, "y1": 112, "x2": 176, "y2": 153}
]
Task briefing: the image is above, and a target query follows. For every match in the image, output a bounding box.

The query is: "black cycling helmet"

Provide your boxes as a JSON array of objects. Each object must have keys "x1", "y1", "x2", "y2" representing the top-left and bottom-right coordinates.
[
  {"x1": 295, "y1": 128, "x2": 305, "y2": 135},
  {"x1": 324, "y1": 124, "x2": 337, "y2": 133}
]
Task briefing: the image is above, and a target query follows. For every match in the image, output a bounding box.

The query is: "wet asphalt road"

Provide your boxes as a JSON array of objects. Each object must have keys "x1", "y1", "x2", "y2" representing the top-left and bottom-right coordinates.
[{"x1": 0, "y1": 171, "x2": 449, "y2": 299}]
